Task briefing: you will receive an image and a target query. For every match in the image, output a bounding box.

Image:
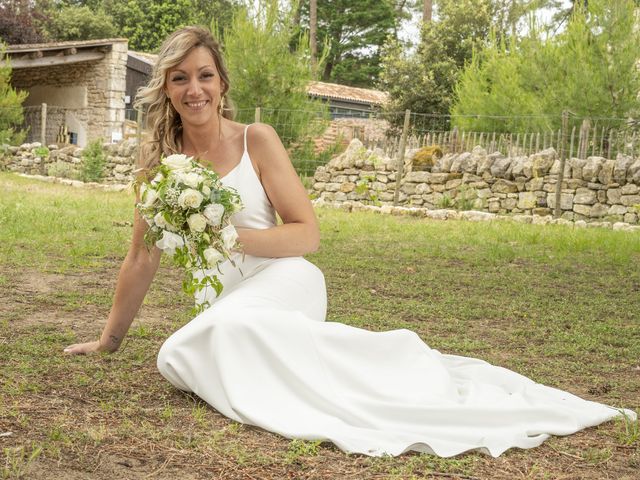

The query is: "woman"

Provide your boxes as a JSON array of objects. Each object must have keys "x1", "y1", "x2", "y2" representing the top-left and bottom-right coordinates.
[{"x1": 64, "y1": 26, "x2": 633, "y2": 458}]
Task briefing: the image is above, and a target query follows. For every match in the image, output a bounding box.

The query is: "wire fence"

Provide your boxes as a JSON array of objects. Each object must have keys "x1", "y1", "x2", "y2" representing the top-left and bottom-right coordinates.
[{"x1": 3, "y1": 105, "x2": 640, "y2": 178}]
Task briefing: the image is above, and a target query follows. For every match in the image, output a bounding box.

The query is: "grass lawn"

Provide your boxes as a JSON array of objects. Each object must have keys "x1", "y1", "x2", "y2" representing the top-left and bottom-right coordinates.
[{"x1": 1, "y1": 171, "x2": 639, "y2": 479}]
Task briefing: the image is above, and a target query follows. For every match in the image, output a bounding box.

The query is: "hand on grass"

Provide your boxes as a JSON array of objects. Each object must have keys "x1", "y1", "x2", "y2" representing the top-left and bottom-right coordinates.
[{"x1": 63, "y1": 340, "x2": 114, "y2": 355}]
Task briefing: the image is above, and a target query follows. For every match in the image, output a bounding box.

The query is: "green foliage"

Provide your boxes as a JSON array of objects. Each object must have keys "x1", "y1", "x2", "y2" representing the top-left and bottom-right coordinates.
[
  {"x1": 47, "y1": 160, "x2": 77, "y2": 179},
  {"x1": 451, "y1": 0, "x2": 640, "y2": 131},
  {"x1": 284, "y1": 439, "x2": 321, "y2": 464},
  {"x1": 454, "y1": 185, "x2": 478, "y2": 211},
  {"x1": 104, "y1": 0, "x2": 198, "y2": 52},
  {"x1": 33, "y1": 146, "x2": 49, "y2": 158},
  {"x1": 380, "y1": 0, "x2": 498, "y2": 127},
  {"x1": 437, "y1": 193, "x2": 453, "y2": 209},
  {"x1": 298, "y1": 0, "x2": 398, "y2": 87},
  {"x1": 0, "y1": 44, "x2": 27, "y2": 146},
  {"x1": 289, "y1": 136, "x2": 346, "y2": 177},
  {"x1": 222, "y1": 0, "x2": 328, "y2": 148},
  {"x1": 79, "y1": 139, "x2": 106, "y2": 183},
  {"x1": 42, "y1": 5, "x2": 117, "y2": 41}
]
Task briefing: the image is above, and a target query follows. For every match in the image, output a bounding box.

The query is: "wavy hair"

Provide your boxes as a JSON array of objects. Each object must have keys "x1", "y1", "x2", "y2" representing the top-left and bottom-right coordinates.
[{"x1": 134, "y1": 26, "x2": 235, "y2": 171}]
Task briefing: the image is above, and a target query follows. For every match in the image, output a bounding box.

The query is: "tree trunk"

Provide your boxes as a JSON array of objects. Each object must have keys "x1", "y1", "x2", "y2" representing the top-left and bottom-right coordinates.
[
  {"x1": 423, "y1": 0, "x2": 432, "y2": 23},
  {"x1": 310, "y1": 0, "x2": 318, "y2": 68}
]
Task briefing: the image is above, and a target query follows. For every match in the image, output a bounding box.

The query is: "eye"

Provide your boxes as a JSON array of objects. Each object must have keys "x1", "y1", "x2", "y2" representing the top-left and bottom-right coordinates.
[
  {"x1": 201, "y1": 72, "x2": 215, "y2": 79},
  {"x1": 170, "y1": 75, "x2": 186, "y2": 82}
]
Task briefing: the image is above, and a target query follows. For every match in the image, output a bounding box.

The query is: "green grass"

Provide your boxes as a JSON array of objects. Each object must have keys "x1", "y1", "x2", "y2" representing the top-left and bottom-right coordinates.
[{"x1": 1, "y1": 171, "x2": 639, "y2": 479}]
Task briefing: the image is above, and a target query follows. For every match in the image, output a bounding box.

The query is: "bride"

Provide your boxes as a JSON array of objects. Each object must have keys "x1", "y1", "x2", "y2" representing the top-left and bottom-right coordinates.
[{"x1": 64, "y1": 26, "x2": 634, "y2": 458}]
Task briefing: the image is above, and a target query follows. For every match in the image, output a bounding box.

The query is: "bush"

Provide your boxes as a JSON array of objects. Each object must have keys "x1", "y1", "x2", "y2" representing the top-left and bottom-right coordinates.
[
  {"x1": 47, "y1": 161, "x2": 78, "y2": 179},
  {"x1": 80, "y1": 140, "x2": 106, "y2": 183}
]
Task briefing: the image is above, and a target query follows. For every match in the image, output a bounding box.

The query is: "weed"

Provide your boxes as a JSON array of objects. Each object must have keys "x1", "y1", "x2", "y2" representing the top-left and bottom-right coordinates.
[
  {"x1": 1, "y1": 443, "x2": 42, "y2": 479},
  {"x1": 437, "y1": 193, "x2": 453, "y2": 209},
  {"x1": 616, "y1": 410, "x2": 639, "y2": 446},
  {"x1": 285, "y1": 439, "x2": 322, "y2": 464}
]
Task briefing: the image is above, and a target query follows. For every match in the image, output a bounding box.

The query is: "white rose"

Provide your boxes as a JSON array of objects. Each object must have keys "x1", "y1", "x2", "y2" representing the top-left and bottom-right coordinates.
[
  {"x1": 203, "y1": 247, "x2": 224, "y2": 267},
  {"x1": 155, "y1": 230, "x2": 184, "y2": 256},
  {"x1": 187, "y1": 213, "x2": 207, "y2": 232},
  {"x1": 178, "y1": 189, "x2": 204, "y2": 209},
  {"x1": 202, "y1": 185, "x2": 211, "y2": 196},
  {"x1": 162, "y1": 154, "x2": 191, "y2": 171},
  {"x1": 141, "y1": 184, "x2": 158, "y2": 207},
  {"x1": 153, "y1": 212, "x2": 176, "y2": 231},
  {"x1": 220, "y1": 224, "x2": 238, "y2": 250},
  {"x1": 151, "y1": 172, "x2": 164, "y2": 185},
  {"x1": 203, "y1": 203, "x2": 225, "y2": 226},
  {"x1": 175, "y1": 171, "x2": 202, "y2": 188}
]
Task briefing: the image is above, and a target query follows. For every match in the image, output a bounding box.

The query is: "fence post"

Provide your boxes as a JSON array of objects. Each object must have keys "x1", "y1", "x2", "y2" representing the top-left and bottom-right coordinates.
[
  {"x1": 554, "y1": 111, "x2": 569, "y2": 219},
  {"x1": 40, "y1": 103, "x2": 47, "y2": 145},
  {"x1": 136, "y1": 108, "x2": 143, "y2": 165},
  {"x1": 254, "y1": 107, "x2": 261, "y2": 123},
  {"x1": 393, "y1": 109, "x2": 411, "y2": 206}
]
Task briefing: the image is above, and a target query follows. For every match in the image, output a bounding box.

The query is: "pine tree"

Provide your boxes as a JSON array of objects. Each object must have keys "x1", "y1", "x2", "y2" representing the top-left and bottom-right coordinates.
[
  {"x1": 221, "y1": 0, "x2": 327, "y2": 147},
  {"x1": 0, "y1": 44, "x2": 27, "y2": 145}
]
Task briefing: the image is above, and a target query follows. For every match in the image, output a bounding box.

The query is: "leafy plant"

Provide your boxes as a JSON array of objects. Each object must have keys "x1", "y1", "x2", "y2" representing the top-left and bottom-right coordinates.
[
  {"x1": 285, "y1": 439, "x2": 322, "y2": 464},
  {"x1": 437, "y1": 193, "x2": 453, "y2": 209},
  {"x1": 79, "y1": 139, "x2": 106, "y2": 183},
  {"x1": 455, "y1": 185, "x2": 478, "y2": 211},
  {"x1": 33, "y1": 146, "x2": 49, "y2": 159}
]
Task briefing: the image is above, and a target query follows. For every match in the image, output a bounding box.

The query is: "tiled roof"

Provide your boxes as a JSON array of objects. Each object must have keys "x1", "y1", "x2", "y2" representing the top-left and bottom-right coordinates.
[
  {"x1": 306, "y1": 81, "x2": 388, "y2": 106},
  {"x1": 6, "y1": 38, "x2": 127, "y2": 53}
]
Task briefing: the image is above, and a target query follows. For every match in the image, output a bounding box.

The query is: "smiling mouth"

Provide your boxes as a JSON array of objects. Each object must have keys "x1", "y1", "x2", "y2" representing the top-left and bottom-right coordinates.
[{"x1": 185, "y1": 100, "x2": 209, "y2": 110}]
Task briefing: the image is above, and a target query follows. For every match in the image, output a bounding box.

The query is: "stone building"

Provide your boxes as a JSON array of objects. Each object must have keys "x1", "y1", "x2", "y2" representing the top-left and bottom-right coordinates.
[{"x1": 5, "y1": 38, "x2": 128, "y2": 147}]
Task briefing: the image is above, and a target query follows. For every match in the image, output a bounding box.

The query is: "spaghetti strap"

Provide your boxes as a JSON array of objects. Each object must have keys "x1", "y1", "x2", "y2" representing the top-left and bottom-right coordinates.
[{"x1": 243, "y1": 124, "x2": 251, "y2": 156}]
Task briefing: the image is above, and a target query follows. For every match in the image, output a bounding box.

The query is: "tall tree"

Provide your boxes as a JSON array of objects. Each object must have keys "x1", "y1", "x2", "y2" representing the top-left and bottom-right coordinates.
[
  {"x1": 379, "y1": 0, "x2": 552, "y2": 127},
  {"x1": 41, "y1": 5, "x2": 117, "y2": 41},
  {"x1": 222, "y1": 0, "x2": 327, "y2": 147},
  {"x1": 422, "y1": 0, "x2": 432, "y2": 23},
  {"x1": 451, "y1": 0, "x2": 640, "y2": 131},
  {"x1": 310, "y1": 0, "x2": 317, "y2": 67},
  {"x1": 299, "y1": 0, "x2": 398, "y2": 87},
  {"x1": 0, "y1": 0, "x2": 47, "y2": 44}
]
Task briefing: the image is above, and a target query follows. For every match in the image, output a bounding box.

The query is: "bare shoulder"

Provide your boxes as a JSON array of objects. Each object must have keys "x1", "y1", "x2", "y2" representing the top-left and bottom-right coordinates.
[
  {"x1": 246, "y1": 123, "x2": 289, "y2": 172},
  {"x1": 247, "y1": 122, "x2": 281, "y2": 148}
]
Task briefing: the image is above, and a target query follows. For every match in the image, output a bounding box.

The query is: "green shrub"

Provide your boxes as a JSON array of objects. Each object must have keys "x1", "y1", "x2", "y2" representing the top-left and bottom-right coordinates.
[
  {"x1": 33, "y1": 146, "x2": 50, "y2": 158},
  {"x1": 80, "y1": 140, "x2": 106, "y2": 183},
  {"x1": 47, "y1": 161, "x2": 77, "y2": 179}
]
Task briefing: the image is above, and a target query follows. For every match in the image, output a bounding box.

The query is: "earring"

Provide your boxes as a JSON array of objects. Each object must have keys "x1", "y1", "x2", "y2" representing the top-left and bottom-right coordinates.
[{"x1": 218, "y1": 96, "x2": 225, "y2": 114}]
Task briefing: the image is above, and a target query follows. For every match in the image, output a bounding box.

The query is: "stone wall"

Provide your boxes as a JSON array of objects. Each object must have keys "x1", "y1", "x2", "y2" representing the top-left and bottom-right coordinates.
[
  {"x1": 1, "y1": 140, "x2": 138, "y2": 184},
  {"x1": 312, "y1": 139, "x2": 640, "y2": 224}
]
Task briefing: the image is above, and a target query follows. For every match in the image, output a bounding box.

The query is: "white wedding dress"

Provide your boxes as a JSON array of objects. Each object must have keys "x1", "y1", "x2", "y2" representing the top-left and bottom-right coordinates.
[{"x1": 156, "y1": 125, "x2": 634, "y2": 457}]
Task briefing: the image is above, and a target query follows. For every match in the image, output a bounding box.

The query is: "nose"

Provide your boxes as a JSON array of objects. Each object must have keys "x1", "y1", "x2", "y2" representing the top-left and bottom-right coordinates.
[{"x1": 186, "y1": 77, "x2": 203, "y2": 97}]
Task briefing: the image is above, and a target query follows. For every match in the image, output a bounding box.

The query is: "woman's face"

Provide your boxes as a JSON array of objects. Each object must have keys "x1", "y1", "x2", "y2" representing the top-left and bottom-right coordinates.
[{"x1": 165, "y1": 46, "x2": 224, "y2": 129}]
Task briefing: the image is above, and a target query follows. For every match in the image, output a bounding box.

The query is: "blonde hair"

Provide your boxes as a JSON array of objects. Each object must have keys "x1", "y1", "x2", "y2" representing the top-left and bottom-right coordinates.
[{"x1": 134, "y1": 26, "x2": 235, "y2": 171}]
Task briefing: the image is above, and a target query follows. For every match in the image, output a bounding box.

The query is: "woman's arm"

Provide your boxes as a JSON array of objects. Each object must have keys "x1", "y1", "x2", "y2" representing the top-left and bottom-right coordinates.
[
  {"x1": 236, "y1": 123, "x2": 320, "y2": 257},
  {"x1": 64, "y1": 207, "x2": 161, "y2": 354}
]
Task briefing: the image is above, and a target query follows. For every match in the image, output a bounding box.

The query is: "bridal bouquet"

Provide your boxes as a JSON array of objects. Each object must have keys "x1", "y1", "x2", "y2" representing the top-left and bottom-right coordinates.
[{"x1": 136, "y1": 154, "x2": 243, "y2": 313}]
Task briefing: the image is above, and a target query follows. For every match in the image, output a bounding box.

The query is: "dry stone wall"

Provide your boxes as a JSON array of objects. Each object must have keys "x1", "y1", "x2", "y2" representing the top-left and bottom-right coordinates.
[
  {"x1": 312, "y1": 139, "x2": 640, "y2": 224},
  {"x1": 1, "y1": 140, "x2": 138, "y2": 184}
]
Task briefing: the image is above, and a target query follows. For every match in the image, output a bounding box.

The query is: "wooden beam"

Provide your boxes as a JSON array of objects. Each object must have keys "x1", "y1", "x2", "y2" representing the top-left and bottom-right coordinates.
[{"x1": 9, "y1": 50, "x2": 105, "y2": 69}]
